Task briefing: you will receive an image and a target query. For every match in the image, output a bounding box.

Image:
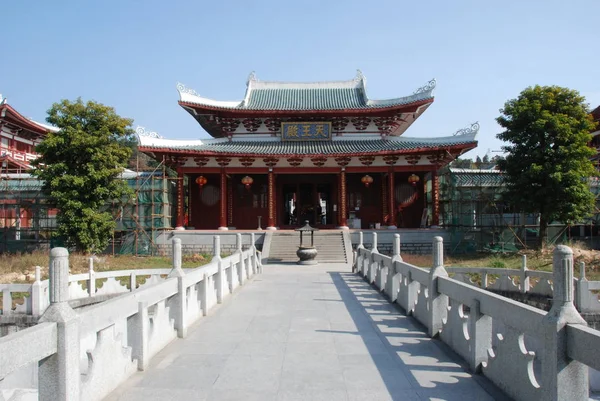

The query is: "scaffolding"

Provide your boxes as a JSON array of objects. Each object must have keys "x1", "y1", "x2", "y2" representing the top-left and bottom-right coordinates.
[
  {"x1": 112, "y1": 161, "x2": 176, "y2": 256},
  {"x1": 0, "y1": 160, "x2": 176, "y2": 255},
  {"x1": 0, "y1": 173, "x2": 58, "y2": 253},
  {"x1": 438, "y1": 167, "x2": 600, "y2": 253}
]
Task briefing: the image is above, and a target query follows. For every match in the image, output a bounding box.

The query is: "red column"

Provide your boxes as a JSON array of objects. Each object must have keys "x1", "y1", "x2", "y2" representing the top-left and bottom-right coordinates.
[
  {"x1": 227, "y1": 176, "x2": 233, "y2": 227},
  {"x1": 432, "y1": 169, "x2": 440, "y2": 226},
  {"x1": 175, "y1": 169, "x2": 185, "y2": 230},
  {"x1": 219, "y1": 169, "x2": 228, "y2": 230},
  {"x1": 388, "y1": 169, "x2": 397, "y2": 228},
  {"x1": 339, "y1": 169, "x2": 348, "y2": 228},
  {"x1": 267, "y1": 170, "x2": 276, "y2": 229},
  {"x1": 381, "y1": 173, "x2": 388, "y2": 225}
]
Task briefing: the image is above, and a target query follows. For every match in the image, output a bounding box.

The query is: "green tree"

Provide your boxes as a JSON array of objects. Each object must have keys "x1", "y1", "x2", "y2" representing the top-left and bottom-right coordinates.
[
  {"x1": 32, "y1": 99, "x2": 134, "y2": 253},
  {"x1": 496, "y1": 85, "x2": 597, "y2": 248},
  {"x1": 490, "y1": 155, "x2": 505, "y2": 166},
  {"x1": 450, "y1": 157, "x2": 473, "y2": 168},
  {"x1": 475, "y1": 156, "x2": 482, "y2": 168}
]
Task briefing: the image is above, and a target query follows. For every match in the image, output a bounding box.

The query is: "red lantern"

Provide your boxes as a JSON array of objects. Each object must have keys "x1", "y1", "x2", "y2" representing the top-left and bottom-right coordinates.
[
  {"x1": 195, "y1": 175, "x2": 207, "y2": 189},
  {"x1": 361, "y1": 174, "x2": 374, "y2": 188},
  {"x1": 241, "y1": 175, "x2": 254, "y2": 190},
  {"x1": 408, "y1": 174, "x2": 420, "y2": 187}
]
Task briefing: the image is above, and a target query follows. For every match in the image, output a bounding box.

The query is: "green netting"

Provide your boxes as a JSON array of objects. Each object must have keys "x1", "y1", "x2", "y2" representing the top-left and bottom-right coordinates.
[
  {"x1": 439, "y1": 167, "x2": 600, "y2": 252},
  {"x1": 0, "y1": 172, "x2": 177, "y2": 255}
]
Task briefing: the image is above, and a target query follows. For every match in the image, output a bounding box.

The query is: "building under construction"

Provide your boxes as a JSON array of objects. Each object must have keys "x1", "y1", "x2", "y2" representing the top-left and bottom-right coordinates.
[
  {"x1": 0, "y1": 164, "x2": 177, "y2": 255},
  {"x1": 438, "y1": 167, "x2": 600, "y2": 253}
]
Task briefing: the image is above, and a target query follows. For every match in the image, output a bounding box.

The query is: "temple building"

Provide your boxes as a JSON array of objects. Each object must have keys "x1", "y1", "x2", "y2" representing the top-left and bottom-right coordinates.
[
  {"x1": 0, "y1": 95, "x2": 57, "y2": 173},
  {"x1": 0, "y1": 95, "x2": 58, "y2": 233},
  {"x1": 137, "y1": 71, "x2": 478, "y2": 231}
]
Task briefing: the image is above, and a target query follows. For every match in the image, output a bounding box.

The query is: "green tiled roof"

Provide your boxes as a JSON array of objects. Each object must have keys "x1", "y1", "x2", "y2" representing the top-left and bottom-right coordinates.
[
  {"x1": 448, "y1": 168, "x2": 504, "y2": 187},
  {"x1": 141, "y1": 136, "x2": 477, "y2": 156},
  {"x1": 0, "y1": 179, "x2": 45, "y2": 192},
  {"x1": 177, "y1": 72, "x2": 436, "y2": 111},
  {"x1": 245, "y1": 87, "x2": 367, "y2": 110}
]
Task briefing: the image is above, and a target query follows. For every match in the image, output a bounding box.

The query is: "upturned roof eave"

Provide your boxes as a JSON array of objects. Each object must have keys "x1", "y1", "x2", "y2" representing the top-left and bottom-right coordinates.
[
  {"x1": 177, "y1": 97, "x2": 434, "y2": 116},
  {"x1": 0, "y1": 104, "x2": 53, "y2": 136},
  {"x1": 0, "y1": 154, "x2": 33, "y2": 170},
  {"x1": 138, "y1": 141, "x2": 477, "y2": 159}
]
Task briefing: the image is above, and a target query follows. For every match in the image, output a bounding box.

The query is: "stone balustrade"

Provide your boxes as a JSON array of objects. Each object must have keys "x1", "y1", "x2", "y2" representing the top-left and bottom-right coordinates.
[
  {"x1": 448, "y1": 258, "x2": 600, "y2": 313},
  {"x1": 352, "y1": 232, "x2": 600, "y2": 314},
  {"x1": 0, "y1": 233, "x2": 262, "y2": 401},
  {"x1": 354, "y1": 231, "x2": 600, "y2": 400},
  {"x1": 0, "y1": 234, "x2": 263, "y2": 320}
]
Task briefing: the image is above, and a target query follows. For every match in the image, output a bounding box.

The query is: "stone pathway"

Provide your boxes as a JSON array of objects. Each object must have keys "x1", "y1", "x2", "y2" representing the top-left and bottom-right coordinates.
[{"x1": 105, "y1": 263, "x2": 504, "y2": 401}]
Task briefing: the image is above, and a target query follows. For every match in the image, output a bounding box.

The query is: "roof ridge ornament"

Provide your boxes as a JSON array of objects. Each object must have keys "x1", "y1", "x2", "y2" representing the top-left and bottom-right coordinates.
[
  {"x1": 354, "y1": 69, "x2": 367, "y2": 93},
  {"x1": 247, "y1": 71, "x2": 257, "y2": 85},
  {"x1": 413, "y1": 79, "x2": 436, "y2": 95},
  {"x1": 354, "y1": 69, "x2": 365, "y2": 83},
  {"x1": 135, "y1": 126, "x2": 163, "y2": 139},
  {"x1": 453, "y1": 122, "x2": 480, "y2": 136},
  {"x1": 176, "y1": 82, "x2": 199, "y2": 97},
  {"x1": 0, "y1": 94, "x2": 6, "y2": 105}
]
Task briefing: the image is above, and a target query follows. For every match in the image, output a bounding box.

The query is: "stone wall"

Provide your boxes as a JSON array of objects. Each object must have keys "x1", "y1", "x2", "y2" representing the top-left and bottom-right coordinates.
[
  {"x1": 155, "y1": 231, "x2": 265, "y2": 255},
  {"x1": 350, "y1": 229, "x2": 451, "y2": 255}
]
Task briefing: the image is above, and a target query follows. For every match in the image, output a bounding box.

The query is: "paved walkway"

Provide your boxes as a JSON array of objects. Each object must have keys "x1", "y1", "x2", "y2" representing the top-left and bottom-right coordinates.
[{"x1": 106, "y1": 263, "x2": 503, "y2": 401}]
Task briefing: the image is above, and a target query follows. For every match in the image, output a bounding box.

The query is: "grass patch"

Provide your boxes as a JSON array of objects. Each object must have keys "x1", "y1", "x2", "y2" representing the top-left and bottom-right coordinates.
[
  {"x1": 0, "y1": 251, "x2": 214, "y2": 284},
  {"x1": 400, "y1": 249, "x2": 600, "y2": 281},
  {"x1": 0, "y1": 251, "x2": 215, "y2": 312}
]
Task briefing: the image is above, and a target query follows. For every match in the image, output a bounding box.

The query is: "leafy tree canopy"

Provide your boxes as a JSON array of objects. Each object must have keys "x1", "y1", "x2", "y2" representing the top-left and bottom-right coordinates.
[
  {"x1": 450, "y1": 158, "x2": 474, "y2": 168},
  {"x1": 450, "y1": 155, "x2": 504, "y2": 169},
  {"x1": 32, "y1": 98, "x2": 134, "y2": 253},
  {"x1": 496, "y1": 85, "x2": 597, "y2": 247}
]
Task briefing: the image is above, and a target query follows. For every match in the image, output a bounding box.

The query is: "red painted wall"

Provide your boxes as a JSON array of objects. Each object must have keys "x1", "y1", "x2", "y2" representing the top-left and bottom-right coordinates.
[
  {"x1": 232, "y1": 174, "x2": 268, "y2": 229},
  {"x1": 189, "y1": 174, "x2": 220, "y2": 229}
]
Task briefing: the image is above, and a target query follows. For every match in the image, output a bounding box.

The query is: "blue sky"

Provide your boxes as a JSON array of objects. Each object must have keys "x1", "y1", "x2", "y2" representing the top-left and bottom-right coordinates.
[{"x1": 3, "y1": 0, "x2": 600, "y2": 158}]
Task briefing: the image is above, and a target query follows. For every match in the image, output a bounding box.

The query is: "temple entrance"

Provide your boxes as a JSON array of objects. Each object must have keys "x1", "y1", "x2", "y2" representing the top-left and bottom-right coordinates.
[{"x1": 279, "y1": 175, "x2": 337, "y2": 228}]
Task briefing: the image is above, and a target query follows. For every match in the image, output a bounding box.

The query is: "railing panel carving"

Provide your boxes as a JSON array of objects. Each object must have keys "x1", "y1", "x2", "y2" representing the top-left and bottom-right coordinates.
[{"x1": 351, "y1": 231, "x2": 599, "y2": 400}]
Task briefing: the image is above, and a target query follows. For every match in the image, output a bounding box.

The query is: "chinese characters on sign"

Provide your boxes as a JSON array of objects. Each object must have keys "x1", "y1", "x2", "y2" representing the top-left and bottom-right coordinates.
[{"x1": 281, "y1": 122, "x2": 332, "y2": 141}]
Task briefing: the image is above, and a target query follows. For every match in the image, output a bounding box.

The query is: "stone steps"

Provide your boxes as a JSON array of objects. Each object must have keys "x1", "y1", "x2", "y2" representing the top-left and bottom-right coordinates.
[{"x1": 267, "y1": 232, "x2": 347, "y2": 263}]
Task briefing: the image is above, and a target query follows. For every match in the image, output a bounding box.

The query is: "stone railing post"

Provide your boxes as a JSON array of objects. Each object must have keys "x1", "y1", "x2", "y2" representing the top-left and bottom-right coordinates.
[
  {"x1": 367, "y1": 232, "x2": 378, "y2": 283},
  {"x1": 249, "y1": 233, "x2": 258, "y2": 274},
  {"x1": 541, "y1": 245, "x2": 588, "y2": 401},
  {"x1": 213, "y1": 235, "x2": 225, "y2": 301},
  {"x1": 130, "y1": 272, "x2": 137, "y2": 292},
  {"x1": 213, "y1": 234, "x2": 221, "y2": 258},
  {"x1": 355, "y1": 232, "x2": 364, "y2": 275},
  {"x1": 427, "y1": 236, "x2": 448, "y2": 337},
  {"x1": 236, "y1": 233, "x2": 245, "y2": 286},
  {"x1": 39, "y1": 248, "x2": 80, "y2": 401},
  {"x1": 169, "y1": 238, "x2": 184, "y2": 277},
  {"x1": 130, "y1": 301, "x2": 149, "y2": 371},
  {"x1": 200, "y1": 273, "x2": 209, "y2": 316},
  {"x1": 168, "y1": 237, "x2": 187, "y2": 338},
  {"x1": 467, "y1": 299, "x2": 492, "y2": 373},
  {"x1": 386, "y1": 234, "x2": 402, "y2": 301},
  {"x1": 398, "y1": 269, "x2": 417, "y2": 315},
  {"x1": 354, "y1": 232, "x2": 364, "y2": 272},
  {"x1": 3, "y1": 288, "x2": 12, "y2": 316},
  {"x1": 520, "y1": 255, "x2": 529, "y2": 294},
  {"x1": 31, "y1": 266, "x2": 44, "y2": 317},
  {"x1": 576, "y1": 262, "x2": 590, "y2": 311},
  {"x1": 371, "y1": 231, "x2": 378, "y2": 254},
  {"x1": 88, "y1": 257, "x2": 96, "y2": 297}
]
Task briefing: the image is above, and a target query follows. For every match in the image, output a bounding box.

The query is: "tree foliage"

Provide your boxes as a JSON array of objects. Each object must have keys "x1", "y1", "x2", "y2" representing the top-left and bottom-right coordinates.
[
  {"x1": 32, "y1": 99, "x2": 134, "y2": 253},
  {"x1": 496, "y1": 85, "x2": 597, "y2": 247},
  {"x1": 450, "y1": 155, "x2": 504, "y2": 169},
  {"x1": 450, "y1": 157, "x2": 474, "y2": 168}
]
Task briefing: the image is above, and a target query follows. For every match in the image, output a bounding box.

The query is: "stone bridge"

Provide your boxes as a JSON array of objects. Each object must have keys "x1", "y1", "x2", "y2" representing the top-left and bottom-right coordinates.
[{"x1": 1, "y1": 233, "x2": 600, "y2": 400}]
